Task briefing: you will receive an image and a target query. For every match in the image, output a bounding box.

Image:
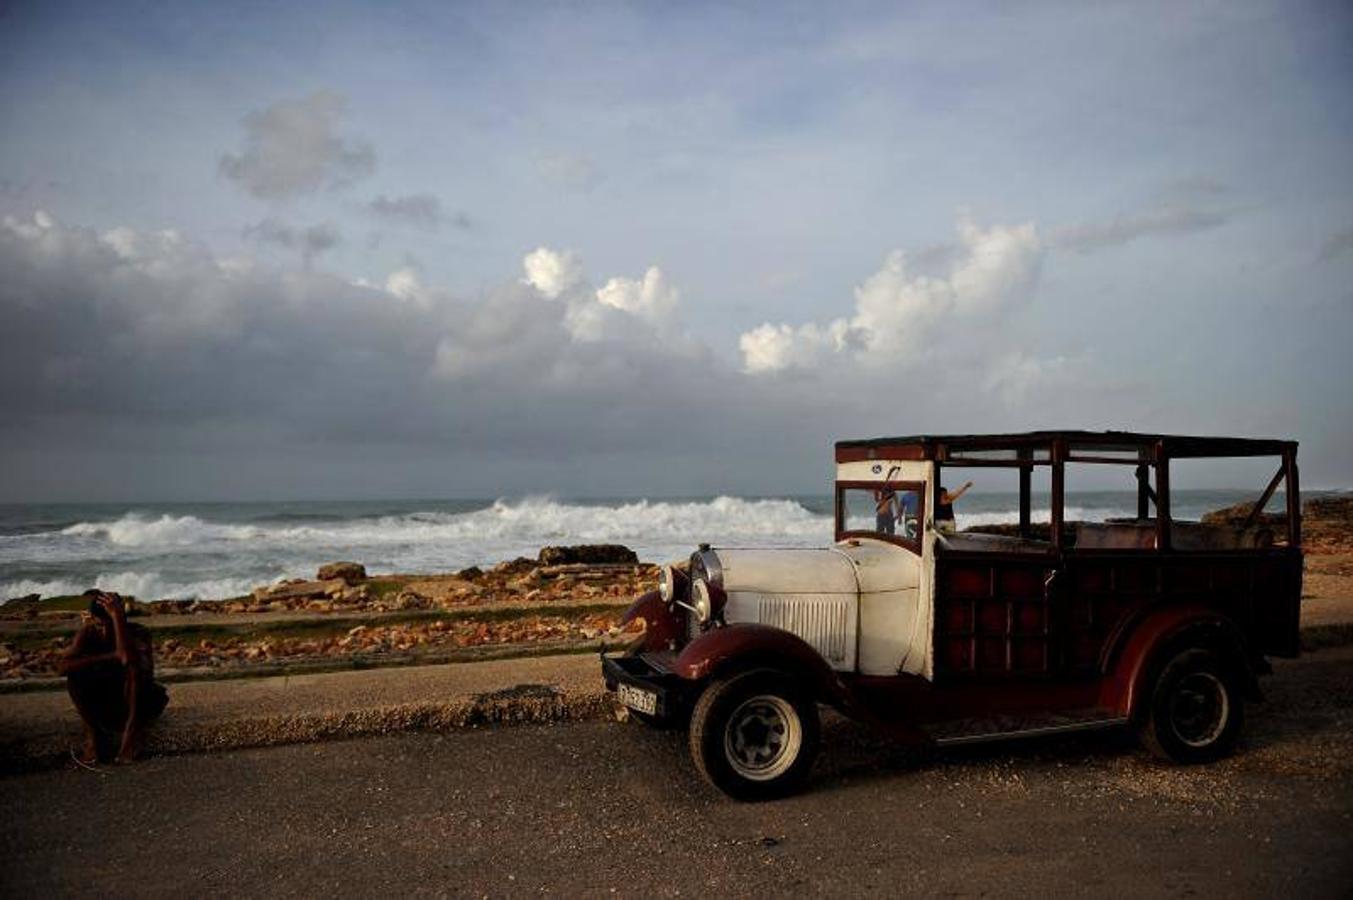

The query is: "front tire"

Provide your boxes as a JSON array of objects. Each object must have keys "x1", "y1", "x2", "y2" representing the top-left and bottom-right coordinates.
[
  {"x1": 688, "y1": 669, "x2": 820, "y2": 800},
  {"x1": 1139, "y1": 647, "x2": 1244, "y2": 764}
]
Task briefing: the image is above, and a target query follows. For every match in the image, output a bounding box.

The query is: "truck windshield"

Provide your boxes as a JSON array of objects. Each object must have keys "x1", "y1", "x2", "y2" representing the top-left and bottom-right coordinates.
[{"x1": 840, "y1": 484, "x2": 923, "y2": 542}]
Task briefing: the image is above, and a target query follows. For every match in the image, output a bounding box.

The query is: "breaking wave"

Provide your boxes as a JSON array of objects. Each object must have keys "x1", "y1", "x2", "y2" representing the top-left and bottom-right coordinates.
[
  {"x1": 3, "y1": 497, "x2": 834, "y2": 602},
  {"x1": 54, "y1": 496, "x2": 829, "y2": 551}
]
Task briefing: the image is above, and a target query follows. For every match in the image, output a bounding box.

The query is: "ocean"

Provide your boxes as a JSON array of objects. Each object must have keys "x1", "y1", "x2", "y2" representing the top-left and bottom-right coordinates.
[{"x1": 0, "y1": 490, "x2": 1285, "y2": 603}]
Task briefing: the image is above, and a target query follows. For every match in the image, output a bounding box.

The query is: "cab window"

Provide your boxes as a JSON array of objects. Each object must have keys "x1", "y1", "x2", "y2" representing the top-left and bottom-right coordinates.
[{"x1": 837, "y1": 482, "x2": 924, "y2": 550}]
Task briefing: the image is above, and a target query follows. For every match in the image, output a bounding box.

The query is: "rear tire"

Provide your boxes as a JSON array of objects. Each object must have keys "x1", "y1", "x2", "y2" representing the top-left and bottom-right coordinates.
[
  {"x1": 688, "y1": 669, "x2": 820, "y2": 800},
  {"x1": 1139, "y1": 647, "x2": 1244, "y2": 764}
]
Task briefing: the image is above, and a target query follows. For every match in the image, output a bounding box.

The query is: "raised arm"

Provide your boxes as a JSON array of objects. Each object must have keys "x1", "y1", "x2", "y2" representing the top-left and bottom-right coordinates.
[
  {"x1": 56, "y1": 623, "x2": 120, "y2": 676},
  {"x1": 944, "y1": 480, "x2": 975, "y2": 503}
]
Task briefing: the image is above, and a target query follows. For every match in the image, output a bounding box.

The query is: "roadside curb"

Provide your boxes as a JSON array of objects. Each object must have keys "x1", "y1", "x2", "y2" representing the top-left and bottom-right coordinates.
[
  {"x1": 5, "y1": 623, "x2": 1352, "y2": 775},
  {"x1": 1, "y1": 687, "x2": 619, "y2": 774},
  {"x1": 0, "y1": 654, "x2": 620, "y2": 774}
]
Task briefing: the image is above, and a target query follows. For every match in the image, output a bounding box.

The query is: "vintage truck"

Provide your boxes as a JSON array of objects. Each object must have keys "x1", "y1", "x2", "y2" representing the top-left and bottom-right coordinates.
[{"x1": 602, "y1": 431, "x2": 1302, "y2": 799}]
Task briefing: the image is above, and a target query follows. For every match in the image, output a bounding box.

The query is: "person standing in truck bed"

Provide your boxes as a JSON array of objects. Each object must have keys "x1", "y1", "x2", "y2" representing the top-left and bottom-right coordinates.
[{"x1": 935, "y1": 481, "x2": 974, "y2": 533}]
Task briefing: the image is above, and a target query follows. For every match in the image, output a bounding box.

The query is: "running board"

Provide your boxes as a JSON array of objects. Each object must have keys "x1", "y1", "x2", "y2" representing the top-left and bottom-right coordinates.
[{"x1": 931, "y1": 716, "x2": 1130, "y2": 748}]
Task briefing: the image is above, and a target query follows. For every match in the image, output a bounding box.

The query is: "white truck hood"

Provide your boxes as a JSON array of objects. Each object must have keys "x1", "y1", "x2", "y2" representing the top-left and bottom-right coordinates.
[
  {"x1": 713, "y1": 540, "x2": 917, "y2": 595},
  {"x1": 712, "y1": 547, "x2": 858, "y2": 595}
]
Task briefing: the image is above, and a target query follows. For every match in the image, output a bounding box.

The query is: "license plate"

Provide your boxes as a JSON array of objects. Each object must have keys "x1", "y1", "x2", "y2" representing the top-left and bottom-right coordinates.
[{"x1": 618, "y1": 683, "x2": 658, "y2": 716}]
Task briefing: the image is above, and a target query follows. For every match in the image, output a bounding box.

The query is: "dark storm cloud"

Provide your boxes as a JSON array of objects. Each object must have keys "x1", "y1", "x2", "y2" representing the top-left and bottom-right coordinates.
[
  {"x1": 0, "y1": 211, "x2": 838, "y2": 494},
  {"x1": 0, "y1": 209, "x2": 1131, "y2": 501},
  {"x1": 219, "y1": 92, "x2": 375, "y2": 200},
  {"x1": 244, "y1": 218, "x2": 341, "y2": 266}
]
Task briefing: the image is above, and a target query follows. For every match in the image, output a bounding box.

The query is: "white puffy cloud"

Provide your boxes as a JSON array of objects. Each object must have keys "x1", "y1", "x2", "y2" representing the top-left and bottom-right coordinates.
[
  {"x1": 521, "y1": 246, "x2": 583, "y2": 299},
  {"x1": 595, "y1": 266, "x2": 679, "y2": 321},
  {"x1": 737, "y1": 321, "x2": 854, "y2": 374},
  {"x1": 518, "y1": 249, "x2": 687, "y2": 344},
  {"x1": 219, "y1": 92, "x2": 375, "y2": 200},
  {"x1": 384, "y1": 266, "x2": 424, "y2": 303},
  {"x1": 741, "y1": 218, "x2": 1044, "y2": 373}
]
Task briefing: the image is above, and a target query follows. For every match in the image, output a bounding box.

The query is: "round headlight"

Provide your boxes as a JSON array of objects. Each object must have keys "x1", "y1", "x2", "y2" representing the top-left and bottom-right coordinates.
[
  {"x1": 692, "y1": 579, "x2": 712, "y2": 623},
  {"x1": 659, "y1": 565, "x2": 675, "y2": 603}
]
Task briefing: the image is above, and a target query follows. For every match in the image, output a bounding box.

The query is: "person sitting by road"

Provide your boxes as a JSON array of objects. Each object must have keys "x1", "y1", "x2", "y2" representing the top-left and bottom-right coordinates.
[
  {"x1": 935, "y1": 481, "x2": 975, "y2": 534},
  {"x1": 874, "y1": 486, "x2": 898, "y2": 535},
  {"x1": 58, "y1": 591, "x2": 168, "y2": 764}
]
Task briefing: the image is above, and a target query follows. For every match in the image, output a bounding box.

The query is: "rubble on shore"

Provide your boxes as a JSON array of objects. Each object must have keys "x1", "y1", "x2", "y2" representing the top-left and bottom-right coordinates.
[{"x1": 0, "y1": 545, "x2": 657, "y2": 682}]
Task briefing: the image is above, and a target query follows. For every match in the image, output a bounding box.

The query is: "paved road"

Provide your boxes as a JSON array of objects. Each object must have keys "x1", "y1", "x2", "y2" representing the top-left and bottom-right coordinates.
[{"x1": 4, "y1": 647, "x2": 1352, "y2": 898}]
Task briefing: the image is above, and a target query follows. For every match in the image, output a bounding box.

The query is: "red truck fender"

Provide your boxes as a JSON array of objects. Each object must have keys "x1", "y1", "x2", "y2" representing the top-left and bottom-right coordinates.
[
  {"x1": 1099, "y1": 605, "x2": 1261, "y2": 719},
  {"x1": 619, "y1": 590, "x2": 685, "y2": 653},
  {"x1": 672, "y1": 623, "x2": 850, "y2": 707}
]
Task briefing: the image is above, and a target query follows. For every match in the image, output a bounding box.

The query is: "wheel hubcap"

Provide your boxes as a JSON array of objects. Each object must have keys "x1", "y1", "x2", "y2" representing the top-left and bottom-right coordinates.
[
  {"x1": 724, "y1": 694, "x2": 802, "y2": 781},
  {"x1": 1169, "y1": 671, "x2": 1229, "y2": 748}
]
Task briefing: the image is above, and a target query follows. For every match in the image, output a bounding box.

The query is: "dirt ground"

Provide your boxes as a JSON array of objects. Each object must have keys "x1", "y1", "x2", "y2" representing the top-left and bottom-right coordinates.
[
  {"x1": 3, "y1": 644, "x2": 1351, "y2": 898},
  {"x1": 1302, "y1": 553, "x2": 1353, "y2": 626}
]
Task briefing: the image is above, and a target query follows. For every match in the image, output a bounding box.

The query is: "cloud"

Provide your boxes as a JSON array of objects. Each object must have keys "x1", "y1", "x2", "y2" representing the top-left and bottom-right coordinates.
[
  {"x1": 595, "y1": 267, "x2": 678, "y2": 321},
  {"x1": 515, "y1": 249, "x2": 686, "y2": 344},
  {"x1": 521, "y1": 247, "x2": 584, "y2": 299},
  {"x1": 738, "y1": 321, "x2": 855, "y2": 375},
  {"x1": 1052, "y1": 205, "x2": 1232, "y2": 254},
  {"x1": 740, "y1": 218, "x2": 1044, "y2": 373},
  {"x1": 536, "y1": 153, "x2": 603, "y2": 192},
  {"x1": 0, "y1": 212, "x2": 727, "y2": 472},
  {"x1": 244, "y1": 218, "x2": 341, "y2": 266},
  {"x1": 1318, "y1": 226, "x2": 1353, "y2": 263},
  {"x1": 219, "y1": 92, "x2": 375, "y2": 200},
  {"x1": 367, "y1": 193, "x2": 468, "y2": 230},
  {"x1": 3, "y1": 208, "x2": 1299, "y2": 499}
]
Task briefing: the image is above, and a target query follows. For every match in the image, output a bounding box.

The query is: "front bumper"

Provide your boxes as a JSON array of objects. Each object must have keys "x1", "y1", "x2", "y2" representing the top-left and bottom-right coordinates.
[{"x1": 601, "y1": 652, "x2": 694, "y2": 723}]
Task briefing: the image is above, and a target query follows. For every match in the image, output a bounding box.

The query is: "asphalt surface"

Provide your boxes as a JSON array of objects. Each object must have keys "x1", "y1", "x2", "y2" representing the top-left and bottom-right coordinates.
[{"x1": 4, "y1": 646, "x2": 1352, "y2": 898}]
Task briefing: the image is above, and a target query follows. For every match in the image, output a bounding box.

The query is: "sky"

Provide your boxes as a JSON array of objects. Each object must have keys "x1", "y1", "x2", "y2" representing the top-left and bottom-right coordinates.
[{"x1": 1, "y1": 0, "x2": 1351, "y2": 501}]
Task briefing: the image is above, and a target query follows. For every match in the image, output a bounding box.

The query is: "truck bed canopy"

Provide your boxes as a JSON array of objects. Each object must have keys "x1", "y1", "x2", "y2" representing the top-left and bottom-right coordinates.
[
  {"x1": 835, "y1": 430, "x2": 1296, "y2": 463},
  {"x1": 835, "y1": 430, "x2": 1301, "y2": 549}
]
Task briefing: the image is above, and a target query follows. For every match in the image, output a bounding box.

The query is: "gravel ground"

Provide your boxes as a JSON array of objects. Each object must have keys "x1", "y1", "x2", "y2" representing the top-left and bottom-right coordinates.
[{"x1": 3, "y1": 646, "x2": 1351, "y2": 898}]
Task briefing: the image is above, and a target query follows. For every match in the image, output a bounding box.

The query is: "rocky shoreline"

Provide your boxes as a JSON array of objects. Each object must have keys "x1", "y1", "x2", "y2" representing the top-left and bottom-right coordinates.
[
  {"x1": 3, "y1": 499, "x2": 1351, "y2": 685},
  {"x1": 0, "y1": 545, "x2": 654, "y2": 683}
]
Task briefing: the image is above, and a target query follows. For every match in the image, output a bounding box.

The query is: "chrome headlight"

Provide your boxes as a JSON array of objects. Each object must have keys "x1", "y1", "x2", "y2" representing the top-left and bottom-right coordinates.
[
  {"x1": 692, "y1": 579, "x2": 712, "y2": 624},
  {"x1": 659, "y1": 565, "x2": 676, "y2": 603}
]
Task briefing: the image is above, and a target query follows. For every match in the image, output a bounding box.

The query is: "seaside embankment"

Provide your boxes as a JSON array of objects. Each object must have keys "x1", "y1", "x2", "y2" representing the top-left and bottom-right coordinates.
[{"x1": 3, "y1": 501, "x2": 1352, "y2": 772}]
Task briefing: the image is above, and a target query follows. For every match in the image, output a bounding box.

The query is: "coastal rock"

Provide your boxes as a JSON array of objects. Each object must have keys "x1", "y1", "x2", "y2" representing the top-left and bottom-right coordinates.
[
  {"x1": 538, "y1": 544, "x2": 638, "y2": 566},
  {"x1": 252, "y1": 578, "x2": 345, "y2": 603},
  {"x1": 492, "y1": 557, "x2": 538, "y2": 576},
  {"x1": 395, "y1": 590, "x2": 430, "y2": 611},
  {"x1": 317, "y1": 561, "x2": 367, "y2": 584},
  {"x1": 1201, "y1": 501, "x2": 1287, "y2": 529}
]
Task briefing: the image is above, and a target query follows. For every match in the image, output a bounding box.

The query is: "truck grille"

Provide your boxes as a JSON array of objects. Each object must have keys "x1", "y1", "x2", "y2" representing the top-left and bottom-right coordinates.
[{"x1": 756, "y1": 595, "x2": 852, "y2": 665}]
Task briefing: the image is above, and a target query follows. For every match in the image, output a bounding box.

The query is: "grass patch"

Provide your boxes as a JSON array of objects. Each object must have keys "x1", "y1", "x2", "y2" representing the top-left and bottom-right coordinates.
[{"x1": 363, "y1": 579, "x2": 407, "y2": 601}]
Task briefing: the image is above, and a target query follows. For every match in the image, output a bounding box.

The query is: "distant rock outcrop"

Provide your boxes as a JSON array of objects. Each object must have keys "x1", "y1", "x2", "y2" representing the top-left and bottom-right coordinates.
[
  {"x1": 538, "y1": 545, "x2": 639, "y2": 566},
  {"x1": 317, "y1": 561, "x2": 366, "y2": 584},
  {"x1": 1200, "y1": 501, "x2": 1287, "y2": 529}
]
